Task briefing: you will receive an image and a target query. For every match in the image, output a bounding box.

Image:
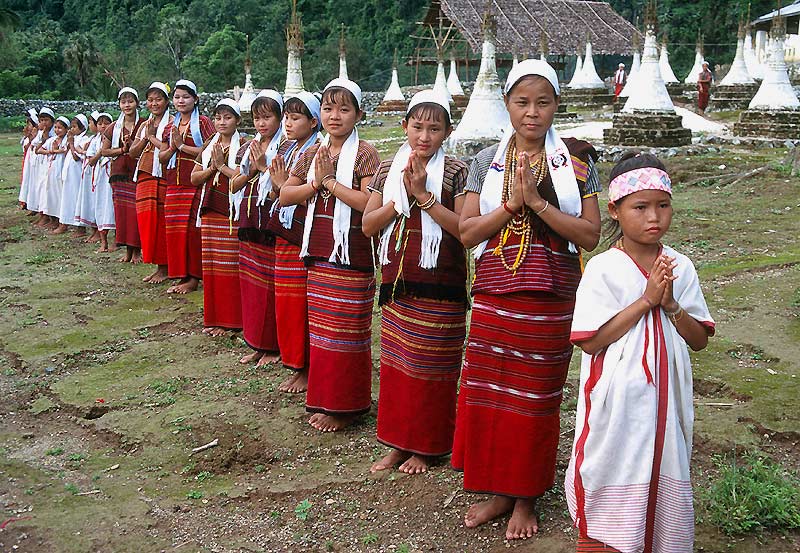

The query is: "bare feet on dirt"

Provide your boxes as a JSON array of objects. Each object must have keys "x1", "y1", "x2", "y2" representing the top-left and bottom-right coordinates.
[
  {"x1": 278, "y1": 370, "x2": 308, "y2": 393},
  {"x1": 464, "y1": 495, "x2": 514, "y2": 529},
  {"x1": 370, "y1": 449, "x2": 410, "y2": 473},
  {"x1": 256, "y1": 352, "x2": 280, "y2": 367},
  {"x1": 240, "y1": 351, "x2": 264, "y2": 365},
  {"x1": 52, "y1": 224, "x2": 68, "y2": 234},
  {"x1": 398, "y1": 454, "x2": 430, "y2": 475},
  {"x1": 505, "y1": 498, "x2": 538, "y2": 540},
  {"x1": 202, "y1": 327, "x2": 227, "y2": 338},
  {"x1": 130, "y1": 249, "x2": 142, "y2": 264},
  {"x1": 167, "y1": 277, "x2": 199, "y2": 294},
  {"x1": 308, "y1": 413, "x2": 356, "y2": 432},
  {"x1": 146, "y1": 266, "x2": 169, "y2": 284}
]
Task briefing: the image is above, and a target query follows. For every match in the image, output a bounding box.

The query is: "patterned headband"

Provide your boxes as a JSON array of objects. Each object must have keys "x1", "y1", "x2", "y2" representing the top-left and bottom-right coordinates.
[{"x1": 609, "y1": 167, "x2": 672, "y2": 203}]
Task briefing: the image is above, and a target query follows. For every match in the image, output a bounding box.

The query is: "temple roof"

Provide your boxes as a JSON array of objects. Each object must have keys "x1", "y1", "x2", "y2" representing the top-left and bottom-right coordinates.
[{"x1": 422, "y1": 0, "x2": 641, "y2": 56}]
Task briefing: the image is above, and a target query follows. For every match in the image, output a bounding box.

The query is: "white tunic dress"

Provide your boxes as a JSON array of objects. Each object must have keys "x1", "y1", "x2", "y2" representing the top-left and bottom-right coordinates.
[
  {"x1": 42, "y1": 136, "x2": 67, "y2": 217},
  {"x1": 58, "y1": 134, "x2": 90, "y2": 225}
]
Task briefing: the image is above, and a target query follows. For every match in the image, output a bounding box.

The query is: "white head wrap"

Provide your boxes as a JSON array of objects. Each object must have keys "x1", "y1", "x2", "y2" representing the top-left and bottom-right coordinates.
[
  {"x1": 112, "y1": 88, "x2": 141, "y2": 150},
  {"x1": 174, "y1": 79, "x2": 198, "y2": 96},
  {"x1": 39, "y1": 107, "x2": 55, "y2": 119},
  {"x1": 378, "y1": 90, "x2": 450, "y2": 269},
  {"x1": 117, "y1": 87, "x2": 139, "y2": 100},
  {"x1": 476, "y1": 59, "x2": 582, "y2": 259},
  {"x1": 89, "y1": 110, "x2": 101, "y2": 123},
  {"x1": 27, "y1": 108, "x2": 39, "y2": 125},
  {"x1": 215, "y1": 98, "x2": 241, "y2": 118},
  {"x1": 75, "y1": 114, "x2": 89, "y2": 130},
  {"x1": 56, "y1": 116, "x2": 71, "y2": 127},
  {"x1": 323, "y1": 78, "x2": 362, "y2": 109},
  {"x1": 146, "y1": 81, "x2": 169, "y2": 98},
  {"x1": 256, "y1": 89, "x2": 284, "y2": 111}
]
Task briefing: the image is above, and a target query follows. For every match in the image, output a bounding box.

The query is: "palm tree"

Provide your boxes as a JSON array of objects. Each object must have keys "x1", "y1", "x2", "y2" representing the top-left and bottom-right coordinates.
[
  {"x1": 64, "y1": 33, "x2": 101, "y2": 90},
  {"x1": 0, "y1": 7, "x2": 21, "y2": 43}
]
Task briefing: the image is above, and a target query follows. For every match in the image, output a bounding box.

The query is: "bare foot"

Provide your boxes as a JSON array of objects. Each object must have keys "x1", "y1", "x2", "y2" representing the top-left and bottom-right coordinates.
[
  {"x1": 255, "y1": 352, "x2": 280, "y2": 367},
  {"x1": 505, "y1": 498, "x2": 538, "y2": 540},
  {"x1": 108, "y1": 243, "x2": 118, "y2": 252},
  {"x1": 118, "y1": 253, "x2": 131, "y2": 262},
  {"x1": 130, "y1": 249, "x2": 142, "y2": 264},
  {"x1": 464, "y1": 495, "x2": 514, "y2": 529},
  {"x1": 147, "y1": 266, "x2": 169, "y2": 284},
  {"x1": 96, "y1": 244, "x2": 109, "y2": 253},
  {"x1": 398, "y1": 454, "x2": 430, "y2": 475},
  {"x1": 86, "y1": 231, "x2": 101, "y2": 244},
  {"x1": 74, "y1": 227, "x2": 86, "y2": 236},
  {"x1": 142, "y1": 271, "x2": 155, "y2": 283},
  {"x1": 370, "y1": 449, "x2": 410, "y2": 473},
  {"x1": 308, "y1": 413, "x2": 356, "y2": 432},
  {"x1": 171, "y1": 277, "x2": 199, "y2": 294},
  {"x1": 206, "y1": 327, "x2": 227, "y2": 337},
  {"x1": 240, "y1": 351, "x2": 264, "y2": 365},
  {"x1": 279, "y1": 370, "x2": 308, "y2": 393},
  {"x1": 52, "y1": 224, "x2": 68, "y2": 234}
]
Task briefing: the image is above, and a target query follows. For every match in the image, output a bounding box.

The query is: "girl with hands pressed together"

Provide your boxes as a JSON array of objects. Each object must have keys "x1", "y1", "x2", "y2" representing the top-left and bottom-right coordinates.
[
  {"x1": 191, "y1": 99, "x2": 244, "y2": 338},
  {"x1": 230, "y1": 90, "x2": 286, "y2": 368},
  {"x1": 565, "y1": 153, "x2": 714, "y2": 553},
  {"x1": 265, "y1": 92, "x2": 320, "y2": 394},
  {"x1": 363, "y1": 90, "x2": 468, "y2": 477},
  {"x1": 160, "y1": 80, "x2": 215, "y2": 295},
  {"x1": 39, "y1": 116, "x2": 70, "y2": 232},
  {"x1": 279, "y1": 79, "x2": 380, "y2": 433}
]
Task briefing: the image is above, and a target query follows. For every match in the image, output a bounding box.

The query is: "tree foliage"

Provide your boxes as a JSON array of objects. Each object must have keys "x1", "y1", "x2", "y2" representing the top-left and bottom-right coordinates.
[{"x1": 0, "y1": 0, "x2": 775, "y2": 100}]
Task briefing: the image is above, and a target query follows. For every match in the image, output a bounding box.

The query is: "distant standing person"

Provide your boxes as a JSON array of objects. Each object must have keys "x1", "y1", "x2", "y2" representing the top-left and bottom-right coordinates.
[
  {"x1": 613, "y1": 63, "x2": 626, "y2": 99},
  {"x1": 697, "y1": 61, "x2": 712, "y2": 113}
]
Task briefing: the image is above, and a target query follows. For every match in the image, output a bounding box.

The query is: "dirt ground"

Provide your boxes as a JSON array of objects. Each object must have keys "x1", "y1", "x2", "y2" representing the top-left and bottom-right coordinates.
[{"x1": 0, "y1": 126, "x2": 798, "y2": 553}]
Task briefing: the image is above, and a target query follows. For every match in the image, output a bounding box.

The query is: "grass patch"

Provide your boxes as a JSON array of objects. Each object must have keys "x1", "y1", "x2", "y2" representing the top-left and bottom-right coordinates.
[{"x1": 701, "y1": 451, "x2": 800, "y2": 535}]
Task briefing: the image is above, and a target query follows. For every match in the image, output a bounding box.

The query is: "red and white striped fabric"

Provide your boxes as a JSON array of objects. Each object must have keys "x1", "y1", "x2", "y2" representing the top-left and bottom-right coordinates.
[{"x1": 565, "y1": 245, "x2": 714, "y2": 553}]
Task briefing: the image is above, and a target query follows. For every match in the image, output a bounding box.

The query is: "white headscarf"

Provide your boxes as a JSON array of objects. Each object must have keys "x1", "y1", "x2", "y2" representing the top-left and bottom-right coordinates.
[
  {"x1": 111, "y1": 87, "x2": 140, "y2": 152},
  {"x1": 300, "y1": 79, "x2": 362, "y2": 265},
  {"x1": 378, "y1": 90, "x2": 450, "y2": 269},
  {"x1": 475, "y1": 58, "x2": 583, "y2": 259}
]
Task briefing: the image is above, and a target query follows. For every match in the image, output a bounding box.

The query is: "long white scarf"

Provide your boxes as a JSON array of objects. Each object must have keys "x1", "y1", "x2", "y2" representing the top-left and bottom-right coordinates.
[
  {"x1": 111, "y1": 111, "x2": 140, "y2": 151},
  {"x1": 237, "y1": 127, "x2": 283, "y2": 208},
  {"x1": 133, "y1": 111, "x2": 169, "y2": 180},
  {"x1": 274, "y1": 132, "x2": 321, "y2": 229},
  {"x1": 475, "y1": 125, "x2": 583, "y2": 259},
  {"x1": 300, "y1": 129, "x2": 359, "y2": 264},
  {"x1": 378, "y1": 142, "x2": 445, "y2": 269},
  {"x1": 195, "y1": 131, "x2": 241, "y2": 227},
  {"x1": 61, "y1": 131, "x2": 87, "y2": 183}
]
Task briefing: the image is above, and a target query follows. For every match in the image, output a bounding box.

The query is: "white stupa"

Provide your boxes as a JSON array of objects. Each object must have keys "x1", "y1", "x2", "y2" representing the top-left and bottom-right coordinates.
[
  {"x1": 569, "y1": 40, "x2": 605, "y2": 89},
  {"x1": 748, "y1": 29, "x2": 800, "y2": 109},
  {"x1": 744, "y1": 31, "x2": 763, "y2": 80},
  {"x1": 382, "y1": 67, "x2": 404, "y2": 102},
  {"x1": 433, "y1": 57, "x2": 453, "y2": 103},
  {"x1": 284, "y1": 1, "x2": 305, "y2": 95},
  {"x1": 338, "y1": 27, "x2": 349, "y2": 80},
  {"x1": 237, "y1": 38, "x2": 258, "y2": 112},
  {"x1": 447, "y1": 56, "x2": 465, "y2": 97},
  {"x1": 619, "y1": 50, "x2": 641, "y2": 98},
  {"x1": 622, "y1": 24, "x2": 675, "y2": 113},
  {"x1": 720, "y1": 26, "x2": 755, "y2": 86},
  {"x1": 447, "y1": 15, "x2": 509, "y2": 147},
  {"x1": 684, "y1": 40, "x2": 705, "y2": 84},
  {"x1": 512, "y1": 52, "x2": 519, "y2": 68},
  {"x1": 659, "y1": 41, "x2": 679, "y2": 84},
  {"x1": 567, "y1": 54, "x2": 583, "y2": 87}
]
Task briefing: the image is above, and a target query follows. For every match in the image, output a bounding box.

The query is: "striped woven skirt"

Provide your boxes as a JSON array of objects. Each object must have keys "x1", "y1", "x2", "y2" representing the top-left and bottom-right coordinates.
[
  {"x1": 165, "y1": 177, "x2": 202, "y2": 279},
  {"x1": 305, "y1": 262, "x2": 375, "y2": 415},
  {"x1": 576, "y1": 537, "x2": 621, "y2": 552},
  {"x1": 135, "y1": 173, "x2": 168, "y2": 265},
  {"x1": 274, "y1": 238, "x2": 309, "y2": 370},
  {"x1": 376, "y1": 295, "x2": 466, "y2": 456},
  {"x1": 111, "y1": 177, "x2": 140, "y2": 247},
  {"x1": 451, "y1": 291, "x2": 575, "y2": 498},
  {"x1": 200, "y1": 211, "x2": 242, "y2": 329},
  {"x1": 239, "y1": 240, "x2": 278, "y2": 352}
]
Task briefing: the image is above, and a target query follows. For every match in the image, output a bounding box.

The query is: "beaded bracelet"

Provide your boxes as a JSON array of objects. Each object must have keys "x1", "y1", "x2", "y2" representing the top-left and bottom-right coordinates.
[{"x1": 418, "y1": 192, "x2": 436, "y2": 211}]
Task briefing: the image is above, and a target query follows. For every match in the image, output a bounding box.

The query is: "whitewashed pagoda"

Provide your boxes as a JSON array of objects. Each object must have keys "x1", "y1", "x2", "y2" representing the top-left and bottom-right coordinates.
[
  {"x1": 605, "y1": 1, "x2": 691, "y2": 147},
  {"x1": 284, "y1": 0, "x2": 305, "y2": 95},
  {"x1": 377, "y1": 49, "x2": 406, "y2": 113},
  {"x1": 446, "y1": 13, "x2": 509, "y2": 156},
  {"x1": 712, "y1": 20, "x2": 758, "y2": 110},
  {"x1": 447, "y1": 55, "x2": 468, "y2": 110},
  {"x1": 338, "y1": 24, "x2": 349, "y2": 80},
  {"x1": 564, "y1": 38, "x2": 614, "y2": 107},
  {"x1": 735, "y1": 7, "x2": 800, "y2": 139}
]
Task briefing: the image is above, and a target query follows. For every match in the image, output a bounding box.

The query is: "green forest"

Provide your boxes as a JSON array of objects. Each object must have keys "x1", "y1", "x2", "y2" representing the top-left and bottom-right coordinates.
[{"x1": 0, "y1": 0, "x2": 779, "y2": 100}]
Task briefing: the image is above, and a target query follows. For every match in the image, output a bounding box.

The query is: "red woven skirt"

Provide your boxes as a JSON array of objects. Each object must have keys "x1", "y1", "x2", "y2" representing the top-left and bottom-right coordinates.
[
  {"x1": 135, "y1": 173, "x2": 168, "y2": 265},
  {"x1": 200, "y1": 212, "x2": 242, "y2": 329},
  {"x1": 165, "y1": 176, "x2": 202, "y2": 279},
  {"x1": 305, "y1": 262, "x2": 375, "y2": 415},
  {"x1": 576, "y1": 537, "x2": 621, "y2": 552},
  {"x1": 274, "y1": 238, "x2": 309, "y2": 370},
  {"x1": 451, "y1": 291, "x2": 575, "y2": 498},
  {"x1": 239, "y1": 240, "x2": 278, "y2": 352},
  {"x1": 377, "y1": 295, "x2": 466, "y2": 456},
  {"x1": 111, "y1": 177, "x2": 140, "y2": 247}
]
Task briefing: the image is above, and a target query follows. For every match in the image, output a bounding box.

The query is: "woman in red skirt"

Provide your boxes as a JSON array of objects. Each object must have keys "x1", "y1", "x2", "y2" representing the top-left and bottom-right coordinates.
[
  {"x1": 101, "y1": 87, "x2": 142, "y2": 263},
  {"x1": 191, "y1": 99, "x2": 243, "y2": 336},
  {"x1": 230, "y1": 90, "x2": 285, "y2": 366},
  {"x1": 280, "y1": 79, "x2": 380, "y2": 432},
  {"x1": 363, "y1": 90, "x2": 468, "y2": 475},
  {"x1": 266, "y1": 92, "x2": 320, "y2": 393},
  {"x1": 454, "y1": 60, "x2": 602, "y2": 540},
  {"x1": 130, "y1": 81, "x2": 171, "y2": 284},
  {"x1": 159, "y1": 80, "x2": 215, "y2": 295}
]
